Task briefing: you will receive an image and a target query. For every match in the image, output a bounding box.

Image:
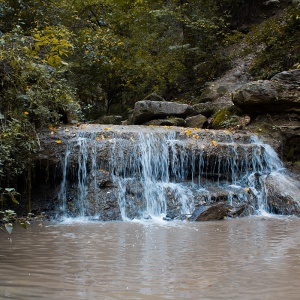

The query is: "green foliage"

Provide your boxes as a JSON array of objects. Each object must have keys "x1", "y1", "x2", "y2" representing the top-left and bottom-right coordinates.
[
  {"x1": 0, "y1": 118, "x2": 37, "y2": 182},
  {"x1": 0, "y1": 209, "x2": 48, "y2": 234},
  {"x1": 212, "y1": 107, "x2": 242, "y2": 129},
  {"x1": 246, "y1": 5, "x2": 300, "y2": 79},
  {"x1": 0, "y1": 26, "x2": 79, "y2": 191}
]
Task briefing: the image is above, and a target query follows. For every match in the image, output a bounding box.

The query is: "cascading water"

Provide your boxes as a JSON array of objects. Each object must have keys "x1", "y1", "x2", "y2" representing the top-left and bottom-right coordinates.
[{"x1": 56, "y1": 126, "x2": 288, "y2": 221}]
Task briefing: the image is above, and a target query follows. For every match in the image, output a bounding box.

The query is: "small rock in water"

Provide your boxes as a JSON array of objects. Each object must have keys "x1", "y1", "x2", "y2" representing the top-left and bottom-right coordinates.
[{"x1": 190, "y1": 203, "x2": 229, "y2": 221}]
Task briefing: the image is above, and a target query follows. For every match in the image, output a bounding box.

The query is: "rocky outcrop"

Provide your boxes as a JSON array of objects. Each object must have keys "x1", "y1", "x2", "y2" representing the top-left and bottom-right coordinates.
[
  {"x1": 185, "y1": 114, "x2": 207, "y2": 128},
  {"x1": 233, "y1": 69, "x2": 300, "y2": 116},
  {"x1": 130, "y1": 100, "x2": 194, "y2": 125},
  {"x1": 265, "y1": 172, "x2": 300, "y2": 215}
]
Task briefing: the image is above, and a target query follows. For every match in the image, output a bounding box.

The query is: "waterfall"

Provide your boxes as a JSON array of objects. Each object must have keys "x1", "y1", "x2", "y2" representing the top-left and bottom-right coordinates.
[{"x1": 57, "y1": 127, "x2": 287, "y2": 220}]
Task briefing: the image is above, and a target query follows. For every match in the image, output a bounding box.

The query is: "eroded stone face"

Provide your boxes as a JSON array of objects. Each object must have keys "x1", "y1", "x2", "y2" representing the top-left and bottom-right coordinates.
[{"x1": 233, "y1": 69, "x2": 300, "y2": 115}]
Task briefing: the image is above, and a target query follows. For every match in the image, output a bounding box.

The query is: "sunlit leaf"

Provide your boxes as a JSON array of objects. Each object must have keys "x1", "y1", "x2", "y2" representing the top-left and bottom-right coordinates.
[
  {"x1": 5, "y1": 223, "x2": 13, "y2": 234},
  {"x1": 55, "y1": 140, "x2": 62, "y2": 144},
  {"x1": 185, "y1": 129, "x2": 192, "y2": 136},
  {"x1": 19, "y1": 222, "x2": 28, "y2": 229}
]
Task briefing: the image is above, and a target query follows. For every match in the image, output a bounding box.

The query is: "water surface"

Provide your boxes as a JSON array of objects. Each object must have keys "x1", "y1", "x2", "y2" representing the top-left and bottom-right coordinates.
[{"x1": 1, "y1": 217, "x2": 300, "y2": 299}]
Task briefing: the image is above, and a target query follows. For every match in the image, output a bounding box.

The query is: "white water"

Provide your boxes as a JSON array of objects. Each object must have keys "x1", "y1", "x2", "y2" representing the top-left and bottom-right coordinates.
[{"x1": 57, "y1": 130, "x2": 288, "y2": 220}]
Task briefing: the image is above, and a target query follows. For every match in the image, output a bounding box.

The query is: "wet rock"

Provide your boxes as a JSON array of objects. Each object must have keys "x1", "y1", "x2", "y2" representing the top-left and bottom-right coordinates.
[
  {"x1": 233, "y1": 69, "x2": 300, "y2": 116},
  {"x1": 185, "y1": 114, "x2": 207, "y2": 128},
  {"x1": 131, "y1": 100, "x2": 194, "y2": 124},
  {"x1": 265, "y1": 172, "x2": 300, "y2": 216},
  {"x1": 227, "y1": 203, "x2": 253, "y2": 218},
  {"x1": 190, "y1": 202, "x2": 230, "y2": 221}
]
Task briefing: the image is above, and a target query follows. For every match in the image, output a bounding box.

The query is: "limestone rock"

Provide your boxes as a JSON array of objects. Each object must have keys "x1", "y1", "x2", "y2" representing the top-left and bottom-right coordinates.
[
  {"x1": 185, "y1": 114, "x2": 207, "y2": 128},
  {"x1": 233, "y1": 69, "x2": 300, "y2": 116},
  {"x1": 131, "y1": 100, "x2": 194, "y2": 124},
  {"x1": 265, "y1": 172, "x2": 300, "y2": 216}
]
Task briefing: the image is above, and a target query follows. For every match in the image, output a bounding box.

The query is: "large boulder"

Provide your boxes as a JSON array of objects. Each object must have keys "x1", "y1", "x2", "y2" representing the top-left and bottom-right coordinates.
[
  {"x1": 233, "y1": 69, "x2": 300, "y2": 116},
  {"x1": 185, "y1": 114, "x2": 207, "y2": 128},
  {"x1": 131, "y1": 100, "x2": 194, "y2": 125},
  {"x1": 265, "y1": 171, "x2": 300, "y2": 216}
]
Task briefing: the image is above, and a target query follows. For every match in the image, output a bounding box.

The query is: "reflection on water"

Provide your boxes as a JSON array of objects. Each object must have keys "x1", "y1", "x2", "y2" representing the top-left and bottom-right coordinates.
[{"x1": 1, "y1": 217, "x2": 300, "y2": 299}]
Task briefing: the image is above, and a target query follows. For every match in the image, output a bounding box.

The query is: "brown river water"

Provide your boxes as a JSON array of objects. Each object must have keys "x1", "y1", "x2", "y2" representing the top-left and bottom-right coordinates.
[{"x1": 1, "y1": 216, "x2": 300, "y2": 300}]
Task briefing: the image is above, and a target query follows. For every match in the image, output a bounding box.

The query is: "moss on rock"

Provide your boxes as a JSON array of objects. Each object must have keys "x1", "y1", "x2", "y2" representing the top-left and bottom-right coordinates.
[{"x1": 212, "y1": 106, "x2": 243, "y2": 129}]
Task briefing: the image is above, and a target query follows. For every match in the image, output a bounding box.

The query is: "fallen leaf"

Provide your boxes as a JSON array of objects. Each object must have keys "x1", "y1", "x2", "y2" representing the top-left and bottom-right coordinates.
[
  {"x1": 55, "y1": 140, "x2": 62, "y2": 144},
  {"x1": 211, "y1": 140, "x2": 218, "y2": 146},
  {"x1": 185, "y1": 129, "x2": 192, "y2": 136}
]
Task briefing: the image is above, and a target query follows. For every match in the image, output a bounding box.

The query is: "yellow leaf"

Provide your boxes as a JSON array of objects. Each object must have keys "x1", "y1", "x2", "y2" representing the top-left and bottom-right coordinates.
[
  {"x1": 245, "y1": 187, "x2": 250, "y2": 193},
  {"x1": 104, "y1": 127, "x2": 112, "y2": 131},
  {"x1": 24, "y1": 111, "x2": 29, "y2": 115},
  {"x1": 55, "y1": 140, "x2": 62, "y2": 144},
  {"x1": 211, "y1": 140, "x2": 218, "y2": 147},
  {"x1": 101, "y1": 134, "x2": 105, "y2": 139},
  {"x1": 50, "y1": 131, "x2": 55, "y2": 135},
  {"x1": 96, "y1": 137, "x2": 101, "y2": 141},
  {"x1": 185, "y1": 129, "x2": 192, "y2": 136},
  {"x1": 130, "y1": 137, "x2": 134, "y2": 142}
]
